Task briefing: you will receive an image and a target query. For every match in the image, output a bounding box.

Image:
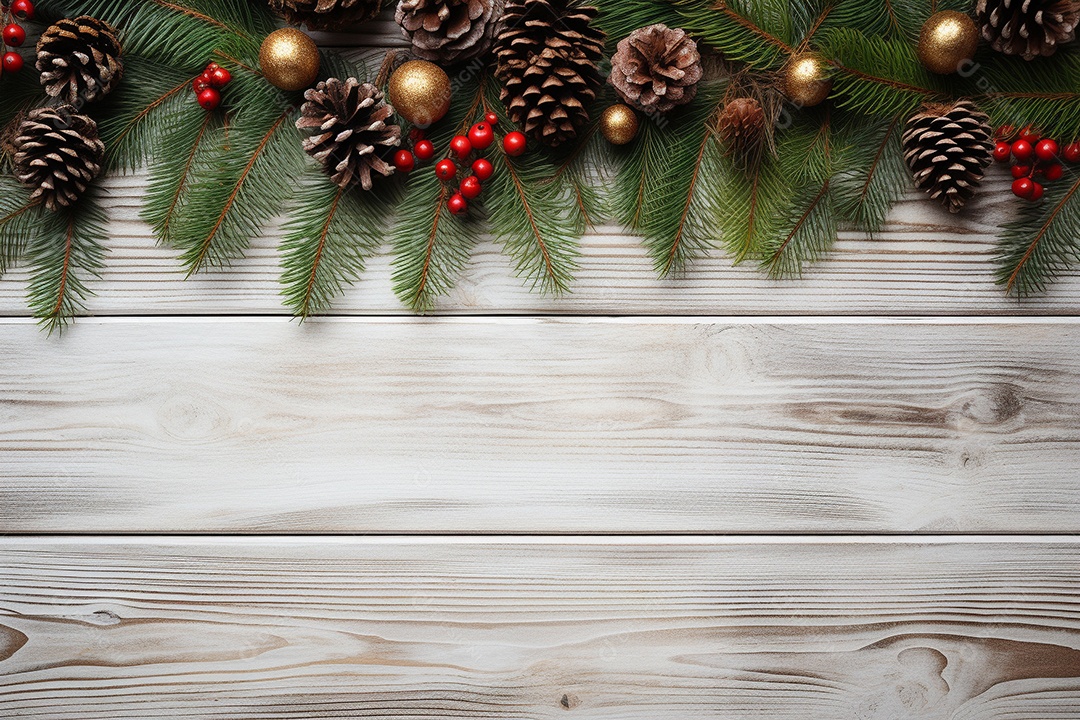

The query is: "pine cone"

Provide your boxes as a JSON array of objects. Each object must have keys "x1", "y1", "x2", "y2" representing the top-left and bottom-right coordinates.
[
  {"x1": 977, "y1": 0, "x2": 1080, "y2": 59},
  {"x1": 717, "y1": 97, "x2": 765, "y2": 158},
  {"x1": 902, "y1": 100, "x2": 994, "y2": 213},
  {"x1": 396, "y1": 0, "x2": 504, "y2": 64},
  {"x1": 296, "y1": 78, "x2": 402, "y2": 190},
  {"x1": 493, "y1": 0, "x2": 605, "y2": 147},
  {"x1": 36, "y1": 16, "x2": 123, "y2": 104},
  {"x1": 267, "y1": 0, "x2": 380, "y2": 29},
  {"x1": 610, "y1": 24, "x2": 702, "y2": 114},
  {"x1": 12, "y1": 106, "x2": 105, "y2": 211}
]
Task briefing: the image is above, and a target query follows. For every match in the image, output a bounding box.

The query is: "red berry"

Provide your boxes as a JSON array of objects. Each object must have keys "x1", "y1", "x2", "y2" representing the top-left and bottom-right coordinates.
[
  {"x1": 1044, "y1": 162, "x2": 1064, "y2": 181},
  {"x1": 11, "y1": 0, "x2": 33, "y2": 21},
  {"x1": 468, "y1": 122, "x2": 494, "y2": 151},
  {"x1": 1036, "y1": 138, "x2": 1059, "y2": 162},
  {"x1": 3, "y1": 23, "x2": 26, "y2": 47},
  {"x1": 192, "y1": 77, "x2": 211, "y2": 93},
  {"x1": 409, "y1": 127, "x2": 425, "y2": 142},
  {"x1": 460, "y1": 175, "x2": 483, "y2": 199},
  {"x1": 1011, "y1": 164, "x2": 1031, "y2": 179},
  {"x1": 471, "y1": 158, "x2": 494, "y2": 182},
  {"x1": 208, "y1": 67, "x2": 232, "y2": 88},
  {"x1": 205, "y1": 62, "x2": 220, "y2": 73},
  {"x1": 1, "y1": 51, "x2": 22, "y2": 73},
  {"x1": 996, "y1": 124, "x2": 1017, "y2": 140},
  {"x1": 450, "y1": 135, "x2": 472, "y2": 159},
  {"x1": 1012, "y1": 177, "x2": 1035, "y2": 199},
  {"x1": 1064, "y1": 142, "x2": 1080, "y2": 163},
  {"x1": 414, "y1": 139, "x2": 435, "y2": 161},
  {"x1": 1019, "y1": 126, "x2": 1041, "y2": 144},
  {"x1": 503, "y1": 131, "x2": 527, "y2": 157},
  {"x1": 393, "y1": 149, "x2": 415, "y2": 173},
  {"x1": 435, "y1": 158, "x2": 457, "y2": 180},
  {"x1": 993, "y1": 141, "x2": 1012, "y2": 163},
  {"x1": 1030, "y1": 182, "x2": 1045, "y2": 201},
  {"x1": 447, "y1": 192, "x2": 468, "y2": 215},
  {"x1": 1011, "y1": 140, "x2": 1033, "y2": 163},
  {"x1": 197, "y1": 87, "x2": 221, "y2": 110},
  {"x1": 485, "y1": 111, "x2": 499, "y2": 126}
]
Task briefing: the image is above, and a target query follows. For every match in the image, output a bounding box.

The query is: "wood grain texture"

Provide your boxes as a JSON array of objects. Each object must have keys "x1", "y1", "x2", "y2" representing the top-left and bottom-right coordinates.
[
  {"x1": 0, "y1": 168, "x2": 1076, "y2": 318},
  {"x1": 1, "y1": 538, "x2": 1079, "y2": 719},
  {"x1": 3, "y1": 317, "x2": 1079, "y2": 534}
]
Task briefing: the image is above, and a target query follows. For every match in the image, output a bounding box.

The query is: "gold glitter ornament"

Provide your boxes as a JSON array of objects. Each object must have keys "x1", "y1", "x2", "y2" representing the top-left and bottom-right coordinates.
[
  {"x1": 780, "y1": 52, "x2": 832, "y2": 108},
  {"x1": 918, "y1": 10, "x2": 979, "y2": 74},
  {"x1": 599, "y1": 104, "x2": 639, "y2": 145},
  {"x1": 259, "y1": 28, "x2": 320, "y2": 91},
  {"x1": 387, "y1": 60, "x2": 451, "y2": 127}
]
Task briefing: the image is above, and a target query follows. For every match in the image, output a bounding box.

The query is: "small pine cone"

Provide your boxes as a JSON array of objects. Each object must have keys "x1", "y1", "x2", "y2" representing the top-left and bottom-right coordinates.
[
  {"x1": 396, "y1": 0, "x2": 504, "y2": 64},
  {"x1": 717, "y1": 97, "x2": 765, "y2": 158},
  {"x1": 977, "y1": 0, "x2": 1080, "y2": 59},
  {"x1": 610, "y1": 24, "x2": 702, "y2": 114},
  {"x1": 267, "y1": 0, "x2": 381, "y2": 29},
  {"x1": 493, "y1": 0, "x2": 605, "y2": 147},
  {"x1": 36, "y1": 16, "x2": 123, "y2": 104},
  {"x1": 296, "y1": 78, "x2": 402, "y2": 190},
  {"x1": 13, "y1": 106, "x2": 105, "y2": 211},
  {"x1": 902, "y1": 100, "x2": 994, "y2": 213}
]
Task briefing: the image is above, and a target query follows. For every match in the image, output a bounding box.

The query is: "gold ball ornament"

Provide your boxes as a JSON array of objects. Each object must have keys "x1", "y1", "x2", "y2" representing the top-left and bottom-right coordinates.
[
  {"x1": 387, "y1": 60, "x2": 451, "y2": 128},
  {"x1": 780, "y1": 52, "x2": 833, "y2": 108},
  {"x1": 918, "y1": 11, "x2": 979, "y2": 74},
  {"x1": 599, "y1": 104, "x2": 639, "y2": 145},
  {"x1": 259, "y1": 28, "x2": 320, "y2": 92}
]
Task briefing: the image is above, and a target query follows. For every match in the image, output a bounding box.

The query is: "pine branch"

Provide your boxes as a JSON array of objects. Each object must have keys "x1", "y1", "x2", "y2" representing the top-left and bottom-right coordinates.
[
  {"x1": 482, "y1": 82, "x2": 583, "y2": 293},
  {"x1": 819, "y1": 28, "x2": 943, "y2": 118},
  {"x1": 141, "y1": 109, "x2": 221, "y2": 245},
  {"x1": 762, "y1": 180, "x2": 836, "y2": 276},
  {"x1": 996, "y1": 169, "x2": 1080, "y2": 296},
  {"x1": 716, "y1": 151, "x2": 788, "y2": 263},
  {"x1": 23, "y1": 197, "x2": 107, "y2": 334},
  {"x1": 975, "y1": 48, "x2": 1080, "y2": 141},
  {"x1": 0, "y1": 179, "x2": 40, "y2": 278},
  {"x1": 676, "y1": 0, "x2": 793, "y2": 69},
  {"x1": 832, "y1": 116, "x2": 908, "y2": 235},
  {"x1": 281, "y1": 169, "x2": 399, "y2": 318},
  {"x1": 391, "y1": 76, "x2": 486, "y2": 311}
]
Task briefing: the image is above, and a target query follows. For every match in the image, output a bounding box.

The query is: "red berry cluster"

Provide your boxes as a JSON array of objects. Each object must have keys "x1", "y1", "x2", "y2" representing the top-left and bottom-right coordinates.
[
  {"x1": 393, "y1": 111, "x2": 529, "y2": 216},
  {"x1": 1, "y1": 1, "x2": 35, "y2": 76},
  {"x1": 191, "y1": 62, "x2": 232, "y2": 111},
  {"x1": 994, "y1": 126, "x2": 1079, "y2": 202}
]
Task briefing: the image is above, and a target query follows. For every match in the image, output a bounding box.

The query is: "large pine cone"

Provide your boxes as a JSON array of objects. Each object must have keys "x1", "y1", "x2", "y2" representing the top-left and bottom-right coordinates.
[
  {"x1": 296, "y1": 78, "x2": 402, "y2": 190},
  {"x1": 977, "y1": 0, "x2": 1080, "y2": 59},
  {"x1": 902, "y1": 100, "x2": 994, "y2": 213},
  {"x1": 493, "y1": 0, "x2": 605, "y2": 147},
  {"x1": 267, "y1": 0, "x2": 381, "y2": 29},
  {"x1": 13, "y1": 106, "x2": 105, "y2": 211},
  {"x1": 396, "y1": 0, "x2": 504, "y2": 64},
  {"x1": 36, "y1": 16, "x2": 123, "y2": 104},
  {"x1": 610, "y1": 24, "x2": 702, "y2": 114}
]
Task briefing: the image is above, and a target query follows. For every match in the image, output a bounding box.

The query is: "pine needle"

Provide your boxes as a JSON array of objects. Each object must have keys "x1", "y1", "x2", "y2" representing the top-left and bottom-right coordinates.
[{"x1": 996, "y1": 169, "x2": 1080, "y2": 296}]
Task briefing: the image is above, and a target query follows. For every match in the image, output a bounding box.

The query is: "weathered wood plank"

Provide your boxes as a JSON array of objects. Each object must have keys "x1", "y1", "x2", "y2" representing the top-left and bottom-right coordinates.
[
  {"x1": 0, "y1": 169, "x2": 1076, "y2": 317},
  {"x1": 2, "y1": 317, "x2": 1079, "y2": 533},
  {"x1": 1, "y1": 538, "x2": 1078, "y2": 719}
]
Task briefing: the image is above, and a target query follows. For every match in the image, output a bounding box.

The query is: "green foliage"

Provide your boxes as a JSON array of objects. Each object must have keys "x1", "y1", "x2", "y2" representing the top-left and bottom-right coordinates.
[
  {"x1": 996, "y1": 170, "x2": 1080, "y2": 296},
  {"x1": 169, "y1": 69, "x2": 303, "y2": 273},
  {"x1": 611, "y1": 87, "x2": 725, "y2": 275},
  {"x1": 0, "y1": 179, "x2": 38, "y2": 278},
  {"x1": 675, "y1": 0, "x2": 792, "y2": 69},
  {"x1": 819, "y1": 28, "x2": 942, "y2": 117},
  {"x1": 23, "y1": 198, "x2": 107, "y2": 334},
  {"x1": 975, "y1": 47, "x2": 1080, "y2": 142},
  {"x1": 831, "y1": 117, "x2": 908, "y2": 235},
  {"x1": 281, "y1": 170, "x2": 398, "y2": 318}
]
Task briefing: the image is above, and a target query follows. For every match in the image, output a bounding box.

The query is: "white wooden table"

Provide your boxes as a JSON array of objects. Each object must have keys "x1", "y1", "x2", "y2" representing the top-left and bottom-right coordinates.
[{"x1": 2, "y1": 18, "x2": 1080, "y2": 719}]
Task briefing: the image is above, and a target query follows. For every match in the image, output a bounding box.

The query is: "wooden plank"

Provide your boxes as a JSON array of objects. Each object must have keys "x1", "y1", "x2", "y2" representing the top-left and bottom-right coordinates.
[
  {"x1": 1, "y1": 538, "x2": 1079, "y2": 718},
  {"x1": 2, "y1": 317, "x2": 1079, "y2": 534},
  {"x1": 1, "y1": 172, "x2": 1077, "y2": 318}
]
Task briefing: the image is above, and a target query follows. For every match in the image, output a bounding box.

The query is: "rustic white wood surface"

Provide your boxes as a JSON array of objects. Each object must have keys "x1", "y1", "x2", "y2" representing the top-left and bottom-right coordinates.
[
  {"x1": 2, "y1": 538, "x2": 1080, "y2": 719},
  {"x1": 2, "y1": 13, "x2": 1080, "y2": 718},
  {"x1": 3, "y1": 317, "x2": 1079, "y2": 533}
]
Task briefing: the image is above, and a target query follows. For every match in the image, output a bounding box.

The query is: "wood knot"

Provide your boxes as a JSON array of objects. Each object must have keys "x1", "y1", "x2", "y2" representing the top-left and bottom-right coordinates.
[{"x1": 560, "y1": 693, "x2": 580, "y2": 710}]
